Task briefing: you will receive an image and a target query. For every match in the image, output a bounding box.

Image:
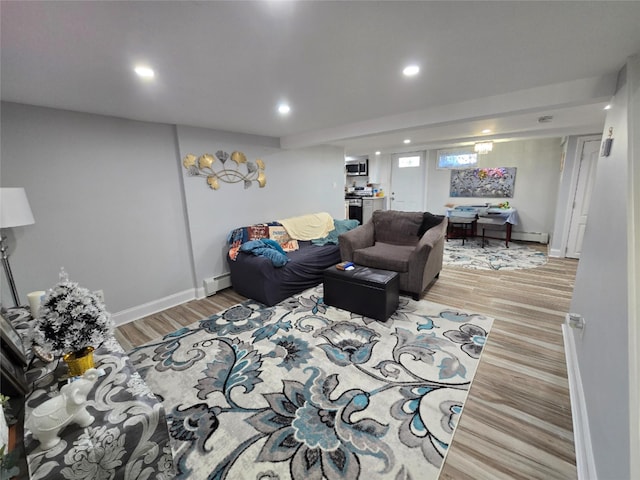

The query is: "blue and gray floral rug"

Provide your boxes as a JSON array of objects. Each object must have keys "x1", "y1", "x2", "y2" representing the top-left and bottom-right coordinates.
[
  {"x1": 444, "y1": 238, "x2": 548, "y2": 271},
  {"x1": 129, "y1": 285, "x2": 493, "y2": 480}
]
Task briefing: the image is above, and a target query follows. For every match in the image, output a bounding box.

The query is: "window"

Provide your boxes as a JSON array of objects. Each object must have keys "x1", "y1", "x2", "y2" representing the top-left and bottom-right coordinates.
[
  {"x1": 437, "y1": 148, "x2": 477, "y2": 169},
  {"x1": 398, "y1": 155, "x2": 420, "y2": 168}
]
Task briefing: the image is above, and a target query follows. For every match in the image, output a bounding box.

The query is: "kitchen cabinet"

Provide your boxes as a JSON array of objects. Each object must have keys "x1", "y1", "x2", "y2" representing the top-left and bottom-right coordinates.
[{"x1": 362, "y1": 197, "x2": 386, "y2": 224}]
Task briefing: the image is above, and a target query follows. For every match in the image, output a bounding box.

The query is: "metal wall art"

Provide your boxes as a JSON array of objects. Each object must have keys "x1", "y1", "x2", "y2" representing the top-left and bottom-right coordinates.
[{"x1": 183, "y1": 150, "x2": 266, "y2": 190}]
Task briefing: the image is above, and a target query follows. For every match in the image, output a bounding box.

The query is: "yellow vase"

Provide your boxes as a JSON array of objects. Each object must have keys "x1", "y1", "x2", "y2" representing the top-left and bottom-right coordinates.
[{"x1": 63, "y1": 346, "x2": 95, "y2": 377}]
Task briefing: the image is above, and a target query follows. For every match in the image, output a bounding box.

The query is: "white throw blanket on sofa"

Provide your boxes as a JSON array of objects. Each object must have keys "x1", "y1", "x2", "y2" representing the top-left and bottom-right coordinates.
[{"x1": 278, "y1": 211, "x2": 335, "y2": 241}]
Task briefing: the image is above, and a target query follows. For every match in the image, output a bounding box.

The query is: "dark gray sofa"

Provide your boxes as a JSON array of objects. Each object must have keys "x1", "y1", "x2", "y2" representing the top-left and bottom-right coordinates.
[
  {"x1": 227, "y1": 240, "x2": 341, "y2": 306},
  {"x1": 226, "y1": 214, "x2": 355, "y2": 306}
]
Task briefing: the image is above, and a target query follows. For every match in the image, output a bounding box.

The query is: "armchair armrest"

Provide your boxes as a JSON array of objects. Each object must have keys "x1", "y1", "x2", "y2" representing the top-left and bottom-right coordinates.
[
  {"x1": 338, "y1": 222, "x2": 375, "y2": 261},
  {"x1": 409, "y1": 229, "x2": 436, "y2": 267},
  {"x1": 406, "y1": 218, "x2": 448, "y2": 292},
  {"x1": 418, "y1": 217, "x2": 447, "y2": 249}
]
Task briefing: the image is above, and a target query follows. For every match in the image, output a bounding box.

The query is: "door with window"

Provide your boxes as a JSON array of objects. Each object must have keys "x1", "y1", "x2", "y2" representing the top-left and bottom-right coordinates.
[{"x1": 390, "y1": 152, "x2": 426, "y2": 212}]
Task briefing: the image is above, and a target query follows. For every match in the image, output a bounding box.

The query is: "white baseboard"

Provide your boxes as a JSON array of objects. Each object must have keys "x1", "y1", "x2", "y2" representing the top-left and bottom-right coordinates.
[
  {"x1": 112, "y1": 288, "x2": 197, "y2": 326},
  {"x1": 195, "y1": 286, "x2": 206, "y2": 299},
  {"x1": 562, "y1": 324, "x2": 598, "y2": 480},
  {"x1": 549, "y1": 248, "x2": 563, "y2": 258}
]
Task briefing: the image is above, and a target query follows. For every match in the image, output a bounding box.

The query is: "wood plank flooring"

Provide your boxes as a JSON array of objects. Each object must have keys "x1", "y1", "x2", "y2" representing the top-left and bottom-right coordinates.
[{"x1": 116, "y1": 242, "x2": 578, "y2": 479}]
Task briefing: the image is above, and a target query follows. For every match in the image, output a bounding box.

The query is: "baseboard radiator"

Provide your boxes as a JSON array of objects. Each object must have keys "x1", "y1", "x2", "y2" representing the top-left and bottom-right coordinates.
[
  {"x1": 512, "y1": 231, "x2": 549, "y2": 244},
  {"x1": 485, "y1": 230, "x2": 549, "y2": 244},
  {"x1": 204, "y1": 273, "x2": 232, "y2": 296}
]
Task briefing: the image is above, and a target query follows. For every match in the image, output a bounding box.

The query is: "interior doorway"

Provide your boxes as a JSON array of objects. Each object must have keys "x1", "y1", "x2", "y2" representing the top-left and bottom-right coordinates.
[
  {"x1": 389, "y1": 151, "x2": 426, "y2": 212},
  {"x1": 565, "y1": 138, "x2": 600, "y2": 258}
]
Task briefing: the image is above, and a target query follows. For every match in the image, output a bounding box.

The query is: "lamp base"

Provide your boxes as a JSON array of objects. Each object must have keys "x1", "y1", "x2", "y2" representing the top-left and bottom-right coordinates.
[{"x1": 1, "y1": 234, "x2": 21, "y2": 307}]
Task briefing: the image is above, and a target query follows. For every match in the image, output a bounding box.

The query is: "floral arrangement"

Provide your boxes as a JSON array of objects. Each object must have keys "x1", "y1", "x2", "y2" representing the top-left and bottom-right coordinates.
[{"x1": 32, "y1": 273, "x2": 113, "y2": 355}]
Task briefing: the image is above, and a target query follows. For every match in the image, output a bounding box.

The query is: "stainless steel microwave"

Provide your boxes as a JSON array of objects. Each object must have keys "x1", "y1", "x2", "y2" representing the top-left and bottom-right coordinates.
[{"x1": 345, "y1": 158, "x2": 368, "y2": 176}]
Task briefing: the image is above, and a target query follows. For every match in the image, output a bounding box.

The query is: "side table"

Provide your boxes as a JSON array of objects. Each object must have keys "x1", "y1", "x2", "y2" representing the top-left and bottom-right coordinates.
[
  {"x1": 324, "y1": 265, "x2": 399, "y2": 321},
  {"x1": 6, "y1": 308, "x2": 175, "y2": 480}
]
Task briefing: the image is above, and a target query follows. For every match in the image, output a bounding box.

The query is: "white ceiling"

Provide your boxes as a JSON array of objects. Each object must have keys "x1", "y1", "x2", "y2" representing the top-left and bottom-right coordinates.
[{"x1": 2, "y1": 1, "x2": 640, "y2": 156}]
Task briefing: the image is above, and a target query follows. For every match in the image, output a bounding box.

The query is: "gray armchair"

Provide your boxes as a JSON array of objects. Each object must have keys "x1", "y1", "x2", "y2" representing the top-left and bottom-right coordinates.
[{"x1": 338, "y1": 210, "x2": 447, "y2": 300}]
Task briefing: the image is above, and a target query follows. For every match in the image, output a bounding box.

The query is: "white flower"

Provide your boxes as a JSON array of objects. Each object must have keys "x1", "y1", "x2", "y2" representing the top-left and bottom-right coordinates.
[{"x1": 32, "y1": 280, "x2": 113, "y2": 355}]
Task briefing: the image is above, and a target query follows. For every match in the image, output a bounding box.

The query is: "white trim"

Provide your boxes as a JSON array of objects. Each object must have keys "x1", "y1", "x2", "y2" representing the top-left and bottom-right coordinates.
[
  {"x1": 549, "y1": 248, "x2": 563, "y2": 258},
  {"x1": 112, "y1": 288, "x2": 197, "y2": 326},
  {"x1": 562, "y1": 323, "x2": 597, "y2": 480},
  {"x1": 195, "y1": 286, "x2": 206, "y2": 299}
]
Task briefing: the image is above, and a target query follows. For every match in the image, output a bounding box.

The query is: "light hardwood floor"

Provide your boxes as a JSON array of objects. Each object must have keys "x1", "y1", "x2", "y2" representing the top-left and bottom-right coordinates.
[{"x1": 116, "y1": 243, "x2": 578, "y2": 480}]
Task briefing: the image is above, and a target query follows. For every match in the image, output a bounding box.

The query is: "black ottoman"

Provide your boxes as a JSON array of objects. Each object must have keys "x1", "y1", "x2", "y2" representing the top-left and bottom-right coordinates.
[{"x1": 323, "y1": 265, "x2": 399, "y2": 321}]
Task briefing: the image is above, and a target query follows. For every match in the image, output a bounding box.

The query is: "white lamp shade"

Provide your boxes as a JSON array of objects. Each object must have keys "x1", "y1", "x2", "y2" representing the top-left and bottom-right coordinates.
[{"x1": 0, "y1": 188, "x2": 35, "y2": 228}]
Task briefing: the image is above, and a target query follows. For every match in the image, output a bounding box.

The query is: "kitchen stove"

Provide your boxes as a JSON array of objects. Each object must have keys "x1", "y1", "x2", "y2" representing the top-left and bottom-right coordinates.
[{"x1": 345, "y1": 186, "x2": 373, "y2": 198}]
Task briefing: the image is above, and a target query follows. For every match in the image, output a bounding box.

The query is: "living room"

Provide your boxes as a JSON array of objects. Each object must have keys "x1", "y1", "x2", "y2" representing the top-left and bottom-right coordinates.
[{"x1": 1, "y1": 2, "x2": 639, "y2": 480}]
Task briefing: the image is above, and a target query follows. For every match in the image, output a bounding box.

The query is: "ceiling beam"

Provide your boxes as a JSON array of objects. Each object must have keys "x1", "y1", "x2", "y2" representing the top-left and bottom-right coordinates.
[{"x1": 280, "y1": 74, "x2": 617, "y2": 151}]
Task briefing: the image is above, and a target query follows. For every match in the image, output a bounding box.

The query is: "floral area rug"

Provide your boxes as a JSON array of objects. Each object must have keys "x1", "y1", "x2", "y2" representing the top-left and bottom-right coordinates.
[
  {"x1": 128, "y1": 285, "x2": 493, "y2": 480},
  {"x1": 444, "y1": 238, "x2": 548, "y2": 271}
]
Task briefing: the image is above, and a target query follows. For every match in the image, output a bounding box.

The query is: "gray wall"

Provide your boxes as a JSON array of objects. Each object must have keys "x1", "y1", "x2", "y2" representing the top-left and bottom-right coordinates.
[
  {"x1": 0, "y1": 102, "x2": 194, "y2": 313},
  {"x1": 0, "y1": 103, "x2": 346, "y2": 320},
  {"x1": 360, "y1": 138, "x2": 562, "y2": 238},
  {"x1": 366, "y1": 139, "x2": 564, "y2": 239},
  {"x1": 176, "y1": 125, "x2": 345, "y2": 293},
  {"x1": 427, "y1": 138, "x2": 563, "y2": 236},
  {"x1": 630, "y1": 54, "x2": 640, "y2": 480},
  {"x1": 569, "y1": 59, "x2": 635, "y2": 480}
]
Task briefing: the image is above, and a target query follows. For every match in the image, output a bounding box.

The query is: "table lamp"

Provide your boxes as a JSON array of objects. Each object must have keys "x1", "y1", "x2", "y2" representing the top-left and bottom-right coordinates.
[{"x1": 0, "y1": 188, "x2": 35, "y2": 307}]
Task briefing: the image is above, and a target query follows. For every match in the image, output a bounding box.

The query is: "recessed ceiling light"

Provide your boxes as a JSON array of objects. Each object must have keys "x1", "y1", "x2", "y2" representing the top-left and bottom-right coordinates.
[
  {"x1": 278, "y1": 103, "x2": 291, "y2": 115},
  {"x1": 375, "y1": 151, "x2": 381, "y2": 155},
  {"x1": 482, "y1": 129, "x2": 491, "y2": 134},
  {"x1": 402, "y1": 65, "x2": 420, "y2": 77},
  {"x1": 403, "y1": 139, "x2": 411, "y2": 144},
  {"x1": 604, "y1": 104, "x2": 612, "y2": 110},
  {"x1": 134, "y1": 65, "x2": 155, "y2": 79}
]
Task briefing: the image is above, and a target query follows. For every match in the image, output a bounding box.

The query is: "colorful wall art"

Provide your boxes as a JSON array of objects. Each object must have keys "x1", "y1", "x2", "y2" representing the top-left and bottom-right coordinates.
[{"x1": 450, "y1": 167, "x2": 516, "y2": 198}]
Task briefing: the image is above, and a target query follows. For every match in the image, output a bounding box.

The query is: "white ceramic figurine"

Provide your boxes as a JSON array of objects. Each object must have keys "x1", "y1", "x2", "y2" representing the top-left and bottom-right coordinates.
[{"x1": 26, "y1": 368, "x2": 100, "y2": 450}]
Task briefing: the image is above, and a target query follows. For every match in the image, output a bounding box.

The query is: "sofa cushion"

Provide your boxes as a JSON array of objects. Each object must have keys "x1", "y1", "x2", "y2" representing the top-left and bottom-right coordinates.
[
  {"x1": 269, "y1": 225, "x2": 299, "y2": 252},
  {"x1": 312, "y1": 218, "x2": 360, "y2": 246},
  {"x1": 352, "y1": 242, "x2": 415, "y2": 272},
  {"x1": 372, "y1": 210, "x2": 423, "y2": 246},
  {"x1": 248, "y1": 224, "x2": 269, "y2": 240}
]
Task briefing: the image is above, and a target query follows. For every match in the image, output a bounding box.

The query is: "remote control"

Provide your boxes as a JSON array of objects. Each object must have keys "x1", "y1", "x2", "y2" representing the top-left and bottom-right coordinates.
[{"x1": 336, "y1": 261, "x2": 354, "y2": 270}]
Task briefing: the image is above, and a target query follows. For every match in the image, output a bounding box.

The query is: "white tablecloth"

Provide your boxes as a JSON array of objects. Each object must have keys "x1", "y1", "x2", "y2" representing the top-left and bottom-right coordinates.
[{"x1": 446, "y1": 207, "x2": 519, "y2": 225}]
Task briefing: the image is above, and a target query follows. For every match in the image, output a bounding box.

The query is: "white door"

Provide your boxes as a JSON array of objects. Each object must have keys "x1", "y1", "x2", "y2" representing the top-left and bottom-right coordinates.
[
  {"x1": 390, "y1": 152, "x2": 426, "y2": 211},
  {"x1": 566, "y1": 139, "x2": 600, "y2": 258}
]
